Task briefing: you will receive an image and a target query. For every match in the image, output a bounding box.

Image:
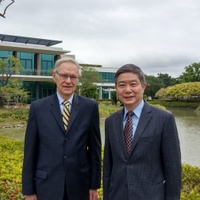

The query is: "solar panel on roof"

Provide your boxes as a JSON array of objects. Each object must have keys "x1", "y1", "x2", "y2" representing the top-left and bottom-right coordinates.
[{"x1": 0, "y1": 34, "x2": 62, "y2": 46}]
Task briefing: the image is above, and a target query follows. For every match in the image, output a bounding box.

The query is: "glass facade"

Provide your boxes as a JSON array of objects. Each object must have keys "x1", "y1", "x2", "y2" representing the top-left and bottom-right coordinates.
[
  {"x1": 99, "y1": 72, "x2": 115, "y2": 83},
  {"x1": 1, "y1": 48, "x2": 115, "y2": 101},
  {"x1": 40, "y1": 54, "x2": 55, "y2": 75},
  {"x1": 0, "y1": 50, "x2": 57, "y2": 101},
  {"x1": 18, "y1": 52, "x2": 34, "y2": 75},
  {"x1": 23, "y1": 81, "x2": 56, "y2": 103},
  {"x1": 0, "y1": 50, "x2": 12, "y2": 60}
]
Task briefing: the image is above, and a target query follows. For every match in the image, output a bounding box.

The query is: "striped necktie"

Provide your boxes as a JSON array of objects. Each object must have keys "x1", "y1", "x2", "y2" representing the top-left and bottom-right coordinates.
[
  {"x1": 62, "y1": 101, "x2": 70, "y2": 131},
  {"x1": 124, "y1": 111, "x2": 134, "y2": 154}
]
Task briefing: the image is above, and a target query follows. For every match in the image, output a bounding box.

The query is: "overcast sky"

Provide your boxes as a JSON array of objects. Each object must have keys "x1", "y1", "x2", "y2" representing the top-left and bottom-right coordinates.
[{"x1": 1, "y1": 0, "x2": 200, "y2": 77}]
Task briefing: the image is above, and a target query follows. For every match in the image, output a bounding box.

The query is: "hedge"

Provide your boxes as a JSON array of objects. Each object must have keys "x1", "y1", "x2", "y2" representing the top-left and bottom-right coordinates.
[{"x1": 0, "y1": 136, "x2": 200, "y2": 199}]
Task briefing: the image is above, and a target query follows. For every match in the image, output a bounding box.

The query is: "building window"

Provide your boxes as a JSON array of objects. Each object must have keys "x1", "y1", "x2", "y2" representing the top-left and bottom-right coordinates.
[
  {"x1": 21, "y1": 59, "x2": 33, "y2": 74},
  {"x1": 41, "y1": 60, "x2": 53, "y2": 75},
  {"x1": 41, "y1": 54, "x2": 54, "y2": 75},
  {"x1": 99, "y1": 72, "x2": 115, "y2": 83}
]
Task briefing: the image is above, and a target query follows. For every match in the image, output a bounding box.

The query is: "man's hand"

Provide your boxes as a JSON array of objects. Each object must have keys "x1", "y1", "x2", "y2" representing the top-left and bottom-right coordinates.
[{"x1": 89, "y1": 189, "x2": 99, "y2": 200}]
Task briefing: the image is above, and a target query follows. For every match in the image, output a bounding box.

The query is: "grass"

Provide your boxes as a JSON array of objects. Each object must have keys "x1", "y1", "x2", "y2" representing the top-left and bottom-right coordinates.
[
  {"x1": 0, "y1": 127, "x2": 26, "y2": 140},
  {"x1": 1, "y1": 102, "x2": 200, "y2": 199},
  {"x1": 0, "y1": 99, "x2": 199, "y2": 141}
]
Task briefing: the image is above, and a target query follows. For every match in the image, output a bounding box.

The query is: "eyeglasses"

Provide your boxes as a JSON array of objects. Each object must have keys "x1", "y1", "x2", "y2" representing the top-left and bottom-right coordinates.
[{"x1": 56, "y1": 71, "x2": 79, "y2": 81}]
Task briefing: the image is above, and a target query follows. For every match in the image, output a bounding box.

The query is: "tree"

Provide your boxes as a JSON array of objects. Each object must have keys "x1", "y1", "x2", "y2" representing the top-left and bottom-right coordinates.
[
  {"x1": 155, "y1": 88, "x2": 169, "y2": 99},
  {"x1": 0, "y1": 55, "x2": 23, "y2": 86},
  {"x1": 0, "y1": 79, "x2": 29, "y2": 106},
  {"x1": 145, "y1": 73, "x2": 179, "y2": 99},
  {"x1": 157, "y1": 73, "x2": 178, "y2": 88},
  {"x1": 167, "y1": 82, "x2": 200, "y2": 101},
  {"x1": 156, "y1": 82, "x2": 200, "y2": 101},
  {"x1": 111, "y1": 91, "x2": 118, "y2": 106},
  {"x1": 80, "y1": 84, "x2": 98, "y2": 99},
  {"x1": 145, "y1": 75, "x2": 163, "y2": 98},
  {"x1": 178, "y1": 62, "x2": 200, "y2": 83},
  {"x1": 0, "y1": 0, "x2": 15, "y2": 18},
  {"x1": 78, "y1": 65, "x2": 103, "y2": 100}
]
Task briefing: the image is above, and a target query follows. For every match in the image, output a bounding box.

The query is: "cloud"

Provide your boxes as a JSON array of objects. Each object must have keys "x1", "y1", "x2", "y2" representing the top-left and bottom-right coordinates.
[{"x1": 1, "y1": 0, "x2": 200, "y2": 77}]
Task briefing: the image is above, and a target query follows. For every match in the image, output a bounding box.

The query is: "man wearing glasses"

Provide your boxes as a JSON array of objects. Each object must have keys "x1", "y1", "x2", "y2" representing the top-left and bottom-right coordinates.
[{"x1": 22, "y1": 57, "x2": 101, "y2": 200}]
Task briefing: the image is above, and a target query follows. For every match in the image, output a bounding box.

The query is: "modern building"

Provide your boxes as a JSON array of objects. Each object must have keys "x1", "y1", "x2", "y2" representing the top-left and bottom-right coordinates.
[{"x1": 0, "y1": 34, "x2": 117, "y2": 102}]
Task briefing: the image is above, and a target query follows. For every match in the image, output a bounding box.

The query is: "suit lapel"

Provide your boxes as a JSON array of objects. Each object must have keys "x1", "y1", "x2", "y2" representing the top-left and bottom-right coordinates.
[
  {"x1": 50, "y1": 94, "x2": 80, "y2": 134},
  {"x1": 130, "y1": 102, "x2": 152, "y2": 156},
  {"x1": 50, "y1": 94, "x2": 65, "y2": 132},
  {"x1": 65, "y1": 94, "x2": 80, "y2": 134},
  {"x1": 115, "y1": 109, "x2": 129, "y2": 157}
]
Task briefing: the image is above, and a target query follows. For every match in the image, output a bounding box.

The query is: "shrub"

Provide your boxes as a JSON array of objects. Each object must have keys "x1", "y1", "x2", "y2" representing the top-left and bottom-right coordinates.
[
  {"x1": 99, "y1": 105, "x2": 120, "y2": 118},
  {"x1": 181, "y1": 164, "x2": 200, "y2": 199},
  {"x1": 149, "y1": 99, "x2": 199, "y2": 109},
  {"x1": 1, "y1": 136, "x2": 200, "y2": 199},
  {"x1": 0, "y1": 180, "x2": 23, "y2": 200},
  {"x1": 0, "y1": 137, "x2": 24, "y2": 199},
  {"x1": 0, "y1": 108, "x2": 29, "y2": 123}
]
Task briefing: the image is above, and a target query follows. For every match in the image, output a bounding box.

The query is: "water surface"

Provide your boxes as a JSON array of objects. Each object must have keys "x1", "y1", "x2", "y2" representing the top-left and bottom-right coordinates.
[{"x1": 100, "y1": 108, "x2": 200, "y2": 167}]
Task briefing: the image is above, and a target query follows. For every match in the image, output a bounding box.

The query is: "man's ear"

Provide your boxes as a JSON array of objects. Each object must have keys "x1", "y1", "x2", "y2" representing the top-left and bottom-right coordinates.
[{"x1": 143, "y1": 82, "x2": 147, "y2": 90}]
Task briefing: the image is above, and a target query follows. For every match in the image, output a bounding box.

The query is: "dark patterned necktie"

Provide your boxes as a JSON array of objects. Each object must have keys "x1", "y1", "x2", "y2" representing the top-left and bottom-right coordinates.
[
  {"x1": 62, "y1": 101, "x2": 70, "y2": 131},
  {"x1": 124, "y1": 111, "x2": 133, "y2": 154}
]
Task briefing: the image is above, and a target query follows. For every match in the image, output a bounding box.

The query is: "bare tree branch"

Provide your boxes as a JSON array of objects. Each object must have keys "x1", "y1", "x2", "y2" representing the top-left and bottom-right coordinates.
[{"x1": 0, "y1": 0, "x2": 15, "y2": 18}]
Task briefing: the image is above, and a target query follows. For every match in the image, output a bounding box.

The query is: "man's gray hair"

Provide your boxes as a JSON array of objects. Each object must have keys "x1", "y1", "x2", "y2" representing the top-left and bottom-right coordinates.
[{"x1": 54, "y1": 57, "x2": 82, "y2": 77}]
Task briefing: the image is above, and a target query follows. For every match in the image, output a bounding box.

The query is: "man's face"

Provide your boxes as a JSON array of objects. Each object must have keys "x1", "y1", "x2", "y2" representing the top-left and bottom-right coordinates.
[
  {"x1": 52, "y1": 61, "x2": 79, "y2": 100},
  {"x1": 115, "y1": 72, "x2": 146, "y2": 110}
]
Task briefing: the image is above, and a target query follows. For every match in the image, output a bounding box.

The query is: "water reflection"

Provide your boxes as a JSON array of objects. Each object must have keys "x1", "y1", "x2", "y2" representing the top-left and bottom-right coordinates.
[
  {"x1": 169, "y1": 108, "x2": 200, "y2": 167},
  {"x1": 100, "y1": 108, "x2": 200, "y2": 167}
]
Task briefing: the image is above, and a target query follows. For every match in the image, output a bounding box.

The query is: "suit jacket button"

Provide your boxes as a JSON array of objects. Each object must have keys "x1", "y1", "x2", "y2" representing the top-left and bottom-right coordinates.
[{"x1": 64, "y1": 155, "x2": 67, "y2": 159}]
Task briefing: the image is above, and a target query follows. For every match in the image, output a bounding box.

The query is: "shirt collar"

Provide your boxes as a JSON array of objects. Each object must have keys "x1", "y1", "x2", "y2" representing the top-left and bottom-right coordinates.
[
  {"x1": 56, "y1": 91, "x2": 74, "y2": 106},
  {"x1": 134, "y1": 100, "x2": 144, "y2": 118},
  {"x1": 124, "y1": 100, "x2": 144, "y2": 120}
]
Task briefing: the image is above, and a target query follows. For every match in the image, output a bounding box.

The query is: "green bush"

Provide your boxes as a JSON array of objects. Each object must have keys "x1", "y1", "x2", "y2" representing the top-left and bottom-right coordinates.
[
  {"x1": 0, "y1": 108, "x2": 29, "y2": 123},
  {"x1": 1, "y1": 133, "x2": 200, "y2": 199},
  {"x1": 99, "y1": 109, "x2": 110, "y2": 118},
  {"x1": 0, "y1": 136, "x2": 103, "y2": 200},
  {"x1": 0, "y1": 137, "x2": 24, "y2": 199},
  {"x1": 181, "y1": 164, "x2": 200, "y2": 199},
  {"x1": 99, "y1": 105, "x2": 120, "y2": 118},
  {"x1": 149, "y1": 99, "x2": 199, "y2": 109}
]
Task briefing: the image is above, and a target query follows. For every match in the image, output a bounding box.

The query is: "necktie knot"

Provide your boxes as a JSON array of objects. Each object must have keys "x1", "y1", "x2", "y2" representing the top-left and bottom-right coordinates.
[
  {"x1": 127, "y1": 111, "x2": 133, "y2": 117},
  {"x1": 63, "y1": 101, "x2": 70, "y2": 107}
]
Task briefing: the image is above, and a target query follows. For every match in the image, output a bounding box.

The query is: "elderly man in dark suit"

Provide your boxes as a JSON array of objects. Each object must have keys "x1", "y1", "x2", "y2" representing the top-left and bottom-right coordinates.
[
  {"x1": 103, "y1": 64, "x2": 181, "y2": 200},
  {"x1": 22, "y1": 57, "x2": 101, "y2": 200}
]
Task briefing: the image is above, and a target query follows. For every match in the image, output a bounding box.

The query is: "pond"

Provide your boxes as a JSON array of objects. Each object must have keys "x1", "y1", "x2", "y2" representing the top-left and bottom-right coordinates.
[
  {"x1": 1, "y1": 108, "x2": 199, "y2": 167},
  {"x1": 100, "y1": 108, "x2": 200, "y2": 167}
]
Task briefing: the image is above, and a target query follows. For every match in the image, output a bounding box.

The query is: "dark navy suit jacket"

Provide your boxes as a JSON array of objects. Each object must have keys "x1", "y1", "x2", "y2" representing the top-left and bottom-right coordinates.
[
  {"x1": 22, "y1": 93, "x2": 101, "y2": 200},
  {"x1": 103, "y1": 101, "x2": 181, "y2": 200}
]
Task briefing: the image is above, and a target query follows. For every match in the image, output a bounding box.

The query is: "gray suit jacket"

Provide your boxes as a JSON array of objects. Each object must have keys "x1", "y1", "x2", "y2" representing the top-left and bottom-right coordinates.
[
  {"x1": 103, "y1": 101, "x2": 181, "y2": 200},
  {"x1": 22, "y1": 93, "x2": 101, "y2": 200}
]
